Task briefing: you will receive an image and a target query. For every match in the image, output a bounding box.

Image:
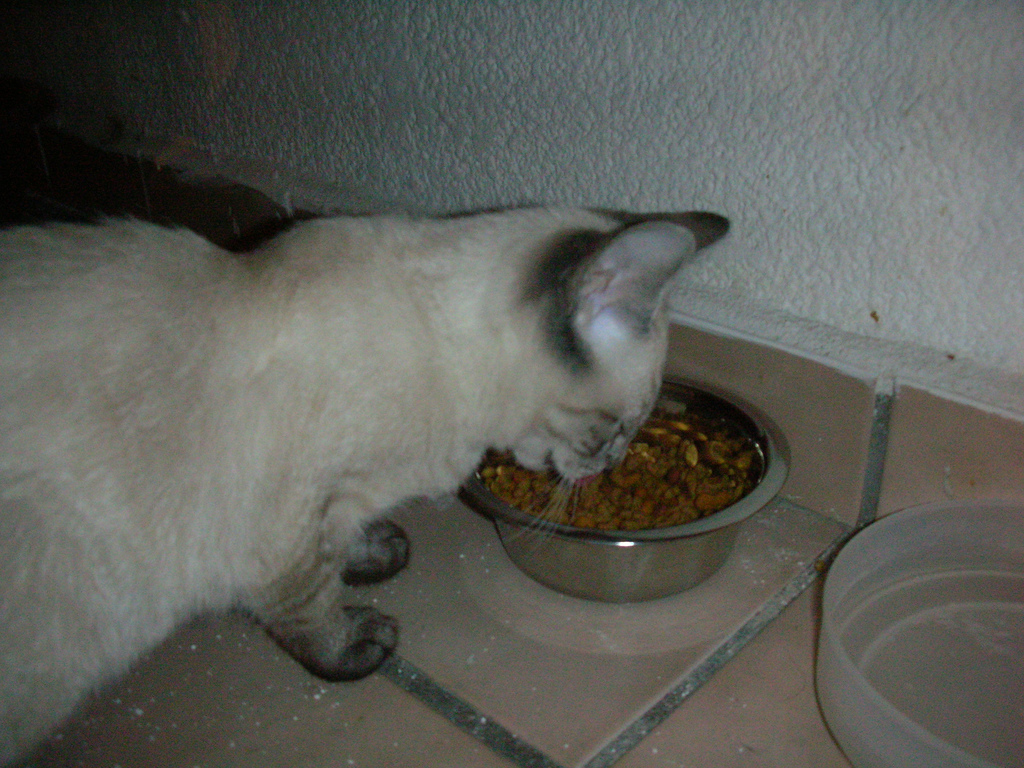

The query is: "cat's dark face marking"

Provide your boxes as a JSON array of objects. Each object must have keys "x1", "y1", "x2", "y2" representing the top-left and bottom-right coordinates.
[
  {"x1": 520, "y1": 211, "x2": 730, "y2": 375},
  {"x1": 510, "y1": 210, "x2": 730, "y2": 480},
  {"x1": 521, "y1": 228, "x2": 614, "y2": 374}
]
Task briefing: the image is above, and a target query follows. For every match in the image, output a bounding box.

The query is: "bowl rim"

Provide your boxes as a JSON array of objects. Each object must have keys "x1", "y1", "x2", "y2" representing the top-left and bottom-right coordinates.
[{"x1": 460, "y1": 377, "x2": 790, "y2": 543}]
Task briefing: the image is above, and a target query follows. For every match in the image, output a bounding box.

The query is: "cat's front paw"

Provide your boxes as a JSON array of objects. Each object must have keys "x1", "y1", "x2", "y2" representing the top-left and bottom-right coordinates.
[
  {"x1": 268, "y1": 605, "x2": 398, "y2": 681},
  {"x1": 342, "y1": 519, "x2": 410, "y2": 586}
]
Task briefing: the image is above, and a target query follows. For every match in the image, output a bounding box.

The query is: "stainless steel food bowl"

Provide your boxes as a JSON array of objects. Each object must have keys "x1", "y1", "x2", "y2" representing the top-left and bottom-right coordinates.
[{"x1": 460, "y1": 379, "x2": 789, "y2": 602}]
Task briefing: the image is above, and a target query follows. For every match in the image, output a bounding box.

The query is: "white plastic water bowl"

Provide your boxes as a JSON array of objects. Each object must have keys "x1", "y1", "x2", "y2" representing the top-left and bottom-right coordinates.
[{"x1": 816, "y1": 501, "x2": 1024, "y2": 768}]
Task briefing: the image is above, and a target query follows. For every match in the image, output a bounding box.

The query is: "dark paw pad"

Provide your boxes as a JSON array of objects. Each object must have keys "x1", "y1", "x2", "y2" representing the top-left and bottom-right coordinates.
[
  {"x1": 269, "y1": 605, "x2": 399, "y2": 682},
  {"x1": 342, "y1": 519, "x2": 411, "y2": 586},
  {"x1": 333, "y1": 606, "x2": 399, "y2": 679}
]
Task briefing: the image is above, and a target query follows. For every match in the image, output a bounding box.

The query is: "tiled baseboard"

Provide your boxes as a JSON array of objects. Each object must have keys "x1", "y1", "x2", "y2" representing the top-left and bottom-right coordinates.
[
  {"x1": 665, "y1": 319, "x2": 1024, "y2": 529},
  {"x1": 878, "y1": 382, "x2": 1024, "y2": 515}
]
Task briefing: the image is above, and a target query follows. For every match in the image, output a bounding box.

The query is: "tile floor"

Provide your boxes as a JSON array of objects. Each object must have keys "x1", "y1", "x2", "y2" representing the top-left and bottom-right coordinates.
[
  {"x1": 614, "y1": 588, "x2": 851, "y2": 768},
  {"x1": 7, "y1": 120, "x2": 1024, "y2": 767},
  {"x1": 21, "y1": 496, "x2": 847, "y2": 768}
]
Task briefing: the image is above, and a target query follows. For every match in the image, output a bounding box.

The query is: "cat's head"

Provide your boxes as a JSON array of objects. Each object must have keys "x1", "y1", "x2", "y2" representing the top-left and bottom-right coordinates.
[{"x1": 510, "y1": 210, "x2": 729, "y2": 481}]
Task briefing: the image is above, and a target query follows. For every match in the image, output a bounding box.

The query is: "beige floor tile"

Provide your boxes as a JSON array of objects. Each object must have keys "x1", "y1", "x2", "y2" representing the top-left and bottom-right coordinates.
[
  {"x1": 22, "y1": 614, "x2": 516, "y2": 768},
  {"x1": 877, "y1": 383, "x2": 1024, "y2": 516},
  {"x1": 614, "y1": 589, "x2": 852, "y2": 768},
  {"x1": 664, "y1": 322, "x2": 877, "y2": 526},
  {"x1": 357, "y1": 497, "x2": 845, "y2": 767}
]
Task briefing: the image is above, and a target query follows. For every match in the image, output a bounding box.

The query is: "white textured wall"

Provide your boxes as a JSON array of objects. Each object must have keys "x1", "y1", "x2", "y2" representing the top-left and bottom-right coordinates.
[{"x1": 3, "y1": 1, "x2": 1023, "y2": 380}]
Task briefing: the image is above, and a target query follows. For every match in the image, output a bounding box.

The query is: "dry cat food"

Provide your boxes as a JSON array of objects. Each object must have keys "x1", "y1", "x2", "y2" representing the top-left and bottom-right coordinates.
[{"x1": 478, "y1": 404, "x2": 763, "y2": 531}]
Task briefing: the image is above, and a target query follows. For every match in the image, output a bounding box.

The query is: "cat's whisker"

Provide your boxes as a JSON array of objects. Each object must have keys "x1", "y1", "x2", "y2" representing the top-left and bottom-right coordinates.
[
  {"x1": 567, "y1": 478, "x2": 583, "y2": 524},
  {"x1": 507, "y1": 474, "x2": 590, "y2": 554},
  {"x1": 505, "y1": 476, "x2": 569, "y2": 547}
]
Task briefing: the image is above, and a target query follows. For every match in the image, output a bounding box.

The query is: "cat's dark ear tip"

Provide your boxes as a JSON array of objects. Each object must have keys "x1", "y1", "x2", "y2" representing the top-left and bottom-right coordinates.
[
  {"x1": 597, "y1": 209, "x2": 730, "y2": 250},
  {"x1": 685, "y1": 211, "x2": 730, "y2": 250}
]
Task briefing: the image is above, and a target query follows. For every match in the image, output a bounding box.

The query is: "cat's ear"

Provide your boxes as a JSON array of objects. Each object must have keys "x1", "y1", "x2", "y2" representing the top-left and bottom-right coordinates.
[{"x1": 574, "y1": 219, "x2": 706, "y2": 348}]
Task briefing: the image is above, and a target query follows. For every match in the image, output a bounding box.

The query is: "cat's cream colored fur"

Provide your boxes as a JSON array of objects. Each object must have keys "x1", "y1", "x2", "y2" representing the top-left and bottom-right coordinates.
[{"x1": 0, "y1": 207, "x2": 725, "y2": 762}]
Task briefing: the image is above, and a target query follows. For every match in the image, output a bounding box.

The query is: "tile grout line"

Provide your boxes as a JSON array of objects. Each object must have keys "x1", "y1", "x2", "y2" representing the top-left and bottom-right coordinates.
[
  {"x1": 378, "y1": 654, "x2": 567, "y2": 768},
  {"x1": 580, "y1": 518, "x2": 851, "y2": 768},
  {"x1": 856, "y1": 377, "x2": 896, "y2": 528},
  {"x1": 376, "y1": 505, "x2": 850, "y2": 768}
]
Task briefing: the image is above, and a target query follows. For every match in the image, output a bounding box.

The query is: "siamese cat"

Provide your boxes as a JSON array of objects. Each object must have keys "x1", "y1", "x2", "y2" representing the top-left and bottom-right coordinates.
[{"x1": 0, "y1": 206, "x2": 727, "y2": 762}]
